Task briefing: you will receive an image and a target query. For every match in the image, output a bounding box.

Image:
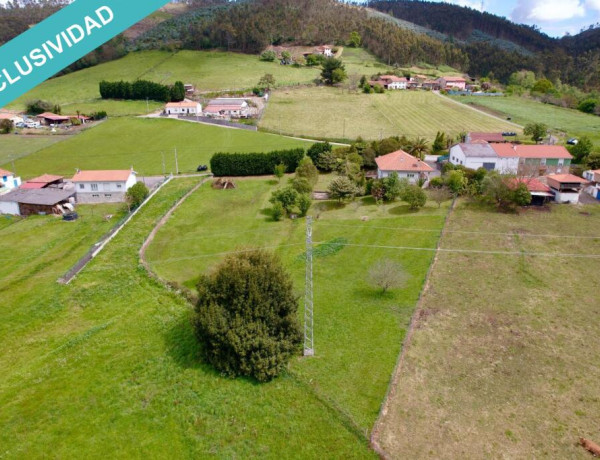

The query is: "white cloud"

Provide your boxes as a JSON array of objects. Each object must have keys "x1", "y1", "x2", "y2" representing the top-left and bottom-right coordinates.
[
  {"x1": 512, "y1": 0, "x2": 585, "y2": 22},
  {"x1": 586, "y1": 0, "x2": 600, "y2": 11}
]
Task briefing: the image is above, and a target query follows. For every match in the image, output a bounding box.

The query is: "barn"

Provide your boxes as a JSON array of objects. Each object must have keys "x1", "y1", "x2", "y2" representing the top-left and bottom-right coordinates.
[{"x1": 0, "y1": 189, "x2": 75, "y2": 216}]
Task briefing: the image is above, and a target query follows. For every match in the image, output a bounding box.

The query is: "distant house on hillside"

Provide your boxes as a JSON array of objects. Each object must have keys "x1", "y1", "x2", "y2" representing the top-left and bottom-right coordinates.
[
  {"x1": 0, "y1": 111, "x2": 24, "y2": 125},
  {"x1": 184, "y1": 84, "x2": 194, "y2": 94},
  {"x1": 583, "y1": 169, "x2": 600, "y2": 200},
  {"x1": 422, "y1": 79, "x2": 441, "y2": 90},
  {"x1": 373, "y1": 75, "x2": 408, "y2": 90},
  {"x1": 36, "y1": 112, "x2": 71, "y2": 126},
  {"x1": 466, "y1": 132, "x2": 506, "y2": 144},
  {"x1": 72, "y1": 169, "x2": 137, "y2": 203},
  {"x1": 437, "y1": 76, "x2": 466, "y2": 90},
  {"x1": 165, "y1": 100, "x2": 202, "y2": 116},
  {"x1": 545, "y1": 174, "x2": 588, "y2": 204},
  {"x1": 449, "y1": 143, "x2": 518, "y2": 173},
  {"x1": 0, "y1": 188, "x2": 75, "y2": 216},
  {"x1": 0, "y1": 168, "x2": 22, "y2": 193},
  {"x1": 315, "y1": 46, "x2": 334, "y2": 57},
  {"x1": 204, "y1": 99, "x2": 250, "y2": 119},
  {"x1": 375, "y1": 150, "x2": 434, "y2": 184}
]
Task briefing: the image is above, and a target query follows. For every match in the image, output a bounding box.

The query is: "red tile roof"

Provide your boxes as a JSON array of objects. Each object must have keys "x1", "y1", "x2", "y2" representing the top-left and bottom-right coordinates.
[
  {"x1": 469, "y1": 132, "x2": 505, "y2": 143},
  {"x1": 37, "y1": 112, "x2": 70, "y2": 121},
  {"x1": 20, "y1": 182, "x2": 46, "y2": 189},
  {"x1": 375, "y1": 150, "x2": 434, "y2": 173},
  {"x1": 510, "y1": 177, "x2": 552, "y2": 193},
  {"x1": 441, "y1": 76, "x2": 466, "y2": 82},
  {"x1": 27, "y1": 174, "x2": 63, "y2": 183},
  {"x1": 491, "y1": 144, "x2": 572, "y2": 159},
  {"x1": 0, "y1": 168, "x2": 14, "y2": 177},
  {"x1": 546, "y1": 174, "x2": 588, "y2": 184},
  {"x1": 166, "y1": 101, "x2": 199, "y2": 108},
  {"x1": 72, "y1": 170, "x2": 134, "y2": 182}
]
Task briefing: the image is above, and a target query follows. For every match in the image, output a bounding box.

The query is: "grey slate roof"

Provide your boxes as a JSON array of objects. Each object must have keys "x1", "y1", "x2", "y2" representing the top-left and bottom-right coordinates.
[
  {"x1": 457, "y1": 143, "x2": 499, "y2": 158},
  {"x1": 0, "y1": 188, "x2": 75, "y2": 206}
]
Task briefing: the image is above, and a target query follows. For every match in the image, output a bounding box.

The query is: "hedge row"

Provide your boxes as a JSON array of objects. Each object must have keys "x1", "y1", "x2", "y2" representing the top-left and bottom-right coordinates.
[
  {"x1": 210, "y1": 149, "x2": 305, "y2": 176},
  {"x1": 99, "y1": 80, "x2": 185, "y2": 103}
]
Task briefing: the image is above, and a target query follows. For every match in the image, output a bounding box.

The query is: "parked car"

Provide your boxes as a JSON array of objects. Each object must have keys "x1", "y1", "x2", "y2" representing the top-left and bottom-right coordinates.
[
  {"x1": 567, "y1": 138, "x2": 578, "y2": 145},
  {"x1": 15, "y1": 122, "x2": 25, "y2": 128},
  {"x1": 62, "y1": 212, "x2": 79, "y2": 221},
  {"x1": 197, "y1": 165, "x2": 208, "y2": 172},
  {"x1": 502, "y1": 131, "x2": 517, "y2": 136},
  {"x1": 436, "y1": 154, "x2": 449, "y2": 164},
  {"x1": 25, "y1": 121, "x2": 41, "y2": 129}
]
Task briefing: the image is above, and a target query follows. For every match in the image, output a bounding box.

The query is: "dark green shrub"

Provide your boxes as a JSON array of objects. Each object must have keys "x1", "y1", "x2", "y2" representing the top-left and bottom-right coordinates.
[{"x1": 210, "y1": 149, "x2": 305, "y2": 176}]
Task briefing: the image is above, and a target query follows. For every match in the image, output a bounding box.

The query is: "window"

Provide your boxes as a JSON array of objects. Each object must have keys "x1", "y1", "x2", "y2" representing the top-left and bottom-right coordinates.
[
  {"x1": 104, "y1": 194, "x2": 112, "y2": 198},
  {"x1": 92, "y1": 194, "x2": 99, "y2": 198},
  {"x1": 91, "y1": 183, "x2": 98, "y2": 191},
  {"x1": 407, "y1": 173, "x2": 415, "y2": 178},
  {"x1": 558, "y1": 159, "x2": 564, "y2": 166},
  {"x1": 79, "y1": 184, "x2": 84, "y2": 190},
  {"x1": 117, "y1": 184, "x2": 122, "y2": 189}
]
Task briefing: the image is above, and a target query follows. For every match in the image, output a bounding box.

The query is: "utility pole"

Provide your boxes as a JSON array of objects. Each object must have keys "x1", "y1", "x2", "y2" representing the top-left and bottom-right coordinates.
[
  {"x1": 146, "y1": 97, "x2": 149, "y2": 114},
  {"x1": 174, "y1": 147, "x2": 179, "y2": 175},
  {"x1": 161, "y1": 151, "x2": 166, "y2": 177},
  {"x1": 343, "y1": 118, "x2": 346, "y2": 139},
  {"x1": 304, "y1": 216, "x2": 314, "y2": 357}
]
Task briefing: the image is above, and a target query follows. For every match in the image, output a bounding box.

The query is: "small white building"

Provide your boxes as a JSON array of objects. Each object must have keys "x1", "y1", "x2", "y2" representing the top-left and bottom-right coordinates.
[
  {"x1": 316, "y1": 46, "x2": 334, "y2": 57},
  {"x1": 165, "y1": 100, "x2": 202, "y2": 116},
  {"x1": 379, "y1": 75, "x2": 408, "y2": 90},
  {"x1": 0, "y1": 112, "x2": 24, "y2": 125},
  {"x1": 204, "y1": 99, "x2": 250, "y2": 119},
  {"x1": 0, "y1": 168, "x2": 22, "y2": 193},
  {"x1": 72, "y1": 169, "x2": 137, "y2": 203},
  {"x1": 449, "y1": 144, "x2": 518, "y2": 173},
  {"x1": 375, "y1": 150, "x2": 434, "y2": 184},
  {"x1": 546, "y1": 174, "x2": 588, "y2": 204},
  {"x1": 583, "y1": 169, "x2": 600, "y2": 200}
]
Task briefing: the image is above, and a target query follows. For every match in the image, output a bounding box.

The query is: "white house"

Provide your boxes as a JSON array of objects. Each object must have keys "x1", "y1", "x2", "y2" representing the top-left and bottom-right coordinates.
[
  {"x1": 545, "y1": 174, "x2": 588, "y2": 204},
  {"x1": 449, "y1": 144, "x2": 518, "y2": 173},
  {"x1": 437, "y1": 76, "x2": 467, "y2": 90},
  {"x1": 0, "y1": 168, "x2": 22, "y2": 193},
  {"x1": 72, "y1": 169, "x2": 137, "y2": 203},
  {"x1": 165, "y1": 100, "x2": 202, "y2": 116},
  {"x1": 379, "y1": 75, "x2": 408, "y2": 90},
  {"x1": 583, "y1": 169, "x2": 600, "y2": 200},
  {"x1": 204, "y1": 99, "x2": 250, "y2": 119},
  {"x1": 0, "y1": 111, "x2": 24, "y2": 125},
  {"x1": 316, "y1": 46, "x2": 334, "y2": 57},
  {"x1": 375, "y1": 150, "x2": 434, "y2": 184}
]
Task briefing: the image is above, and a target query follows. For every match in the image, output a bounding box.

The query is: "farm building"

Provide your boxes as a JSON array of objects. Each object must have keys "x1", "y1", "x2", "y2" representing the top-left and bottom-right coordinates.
[
  {"x1": 20, "y1": 174, "x2": 64, "y2": 190},
  {"x1": 165, "y1": 100, "x2": 202, "y2": 116},
  {"x1": 510, "y1": 177, "x2": 554, "y2": 206},
  {"x1": 449, "y1": 144, "x2": 518, "y2": 173},
  {"x1": 204, "y1": 99, "x2": 250, "y2": 119},
  {"x1": 315, "y1": 46, "x2": 334, "y2": 57},
  {"x1": 0, "y1": 168, "x2": 22, "y2": 193},
  {"x1": 375, "y1": 150, "x2": 434, "y2": 184},
  {"x1": 184, "y1": 84, "x2": 194, "y2": 94},
  {"x1": 583, "y1": 169, "x2": 600, "y2": 199},
  {"x1": 0, "y1": 111, "x2": 24, "y2": 125},
  {"x1": 466, "y1": 132, "x2": 506, "y2": 143},
  {"x1": 449, "y1": 144, "x2": 573, "y2": 176},
  {"x1": 437, "y1": 76, "x2": 466, "y2": 90},
  {"x1": 0, "y1": 188, "x2": 75, "y2": 216},
  {"x1": 377, "y1": 75, "x2": 408, "y2": 90},
  {"x1": 36, "y1": 112, "x2": 71, "y2": 125},
  {"x1": 545, "y1": 174, "x2": 588, "y2": 204},
  {"x1": 72, "y1": 169, "x2": 137, "y2": 203},
  {"x1": 491, "y1": 144, "x2": 572, "y2": 176}
]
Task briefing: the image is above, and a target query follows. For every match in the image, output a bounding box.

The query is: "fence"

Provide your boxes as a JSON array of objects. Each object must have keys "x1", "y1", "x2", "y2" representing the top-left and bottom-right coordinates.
[{"x1": 174, "y1": 115, "x2": 258, "y2": 131}]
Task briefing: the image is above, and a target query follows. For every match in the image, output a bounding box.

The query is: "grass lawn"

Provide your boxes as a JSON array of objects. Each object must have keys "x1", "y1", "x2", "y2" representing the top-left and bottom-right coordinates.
[
  {"x1": 145, "y1": 178, "x2": 449, "y2": 435},
  {"x1": 376, "y1": 201, "x2": 600, "y2": 458},
  {"x1": 2, "y1": 118, "x2": 312, "y2": 180},
  {"x1": 0, "y1": 177, "x2": 442, "y2": 457},
  {"x1": 452, "y1": 95, "x2": 600, "y2": 144},
  {"x1": 261, "y1": 87, "x2": 519, "y2": 141},
  {"x1": 0, "y1": 135, "x2": 70, "y2": 165}
]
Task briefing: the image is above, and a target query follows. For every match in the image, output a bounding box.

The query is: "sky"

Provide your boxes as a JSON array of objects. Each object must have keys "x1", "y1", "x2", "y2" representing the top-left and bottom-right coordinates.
[
  {"x1": 1, "y1": 0, "x2": 599, "y2": 37},
  {"x1": 423, "y1": 0, "x2": 600, "y2": 36}
]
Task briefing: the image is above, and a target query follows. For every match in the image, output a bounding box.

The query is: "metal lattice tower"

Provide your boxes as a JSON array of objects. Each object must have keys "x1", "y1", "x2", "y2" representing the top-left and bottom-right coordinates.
[{"x1": 304, "y1": 216, "x2": 314, "y2": 356}]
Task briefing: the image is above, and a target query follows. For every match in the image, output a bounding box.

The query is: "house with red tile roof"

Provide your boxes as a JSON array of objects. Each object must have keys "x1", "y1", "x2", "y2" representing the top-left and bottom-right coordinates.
[
  {"x1": 509, "y1": 177, "x2": 554, "y2": 205},
  {"x1": 491, "y1": 144, "x2": 572, "y2": 176},
  {"x1": 72, "y1": 169, "x2": 137, "y2": 203},
  {"x1": 0, "y1": 168, "x2": 21, "y2": 193},
  {"x1": 583, "y1": 169, "x2": 600, "y2": 200},
  {"x1": 449, "y1": 143, "x2": 519, "y2": 173},
  {"x1": 204, "y1": 98, "x2": 250, "y2": 119},
  {"x1": 375, "y1": 150, "x2": 434, "y2": 184},
  {"x1": 437, "y1": 76, "x2": 466, "y2": 90},
  {"x1": 377, "y1": 75, "x2": 408, "y2": 90},
  {"x1": 545, "y1": 174, "x2": 588, "y2": 204},
  {"x1": 165, "y1": 100, "x2": 201, "y2": 116}
]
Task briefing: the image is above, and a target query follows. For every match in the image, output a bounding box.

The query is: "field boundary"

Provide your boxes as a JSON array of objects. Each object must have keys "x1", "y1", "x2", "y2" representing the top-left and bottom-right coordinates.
[
  {"x1": 369, "y1": 198, "x2": 457, "y2": 458},
  {"x1": 436, "y1": 92, "x2": 523, "y2": 129}
]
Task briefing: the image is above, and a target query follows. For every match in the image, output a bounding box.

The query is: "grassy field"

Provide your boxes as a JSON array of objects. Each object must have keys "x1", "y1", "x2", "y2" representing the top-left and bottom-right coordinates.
[
  {"x1": 0, "y1": 135, "x2": 70, "y2": 165},
  {"x1": 453, "y1": 95, "x2": 600, "y2": 144},
  {"x1": 376, "y1": 201, "x2": 600, "y2": 458},
  {"x1": 0, "y1": 177, "x2": 445, "y2": 457},
  {"x1": 261, "y1": 87, "x2": 519, "y2": 141},
  {"x1": 1, "y1": 118, "x2": 311, "y2": 180},
  {"x1": 145, "y1": 178, "x2": 449, "y2": 437}
]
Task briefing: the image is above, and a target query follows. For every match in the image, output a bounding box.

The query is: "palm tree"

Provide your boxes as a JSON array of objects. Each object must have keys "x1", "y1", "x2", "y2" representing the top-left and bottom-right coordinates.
[{"x1": 407, "y1": 137, "x2": 429, "y2": 160}]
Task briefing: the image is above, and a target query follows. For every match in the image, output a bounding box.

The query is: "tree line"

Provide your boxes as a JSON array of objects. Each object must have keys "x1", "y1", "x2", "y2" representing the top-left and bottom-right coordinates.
[{"x1": 99, "y1": 80, "x2": 186, "y2": 103}]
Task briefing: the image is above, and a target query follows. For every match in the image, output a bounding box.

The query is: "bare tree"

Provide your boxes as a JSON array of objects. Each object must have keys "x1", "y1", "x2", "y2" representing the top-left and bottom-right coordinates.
[
  {"x1": 429, "y1": 186, "x2": 452, "y2": 208},
  {"x1": 368, "y1": 259, "x2": 409, "y2": 294}
]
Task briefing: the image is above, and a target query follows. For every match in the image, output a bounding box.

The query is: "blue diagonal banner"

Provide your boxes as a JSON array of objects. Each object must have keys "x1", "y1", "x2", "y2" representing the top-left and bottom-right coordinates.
[{"x1": 0, "y1": 0, "x2": 170, "y2": 108}]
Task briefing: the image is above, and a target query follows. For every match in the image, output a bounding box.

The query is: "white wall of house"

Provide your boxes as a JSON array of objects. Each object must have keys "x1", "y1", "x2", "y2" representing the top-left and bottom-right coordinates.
[
  {"x1": 0, "y1": 200, "x2": 20, "y2": 215},
  {"x1": 377, "y1": 169, "x2": 428, "y2": 184},
  {"x1": 553, "y1": 190, "x2": 580, "y2": 204},
  {"x1": 387, "y1": 81, "x2": 407, "y2": 90},
  {"x1": 0, "y1": 173, "x2": 21, "y2": 191},
  {"x1": 74, "y1": 174, "x2": 137, "y2": 203},
  {"x1": 449, "y1": 145, "x2": 518, "y2": 173},
  {"x1": 165, "y1": 103, "x2": 201, "y2": 115}
]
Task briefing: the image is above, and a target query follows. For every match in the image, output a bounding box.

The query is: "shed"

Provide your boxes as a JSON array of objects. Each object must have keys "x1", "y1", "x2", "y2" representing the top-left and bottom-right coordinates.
[{"x1": 0, "y1": 188, "x2": 75, "y2": 216}]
